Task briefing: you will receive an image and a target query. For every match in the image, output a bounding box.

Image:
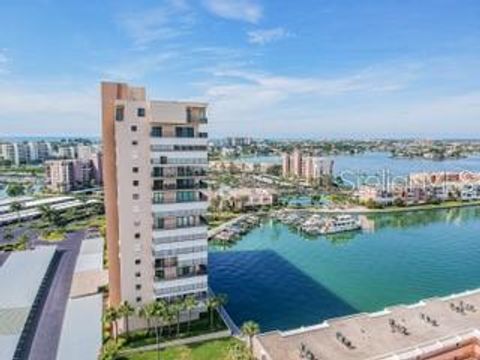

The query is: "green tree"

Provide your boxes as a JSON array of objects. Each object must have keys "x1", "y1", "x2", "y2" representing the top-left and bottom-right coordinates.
[
  {"x1": 241, "y1": 321, "x2": 260, "y2": 354},
  {"x1": 393, "y1": 198, "x2": 406, "y2": 207},
  {"x1": 6, "y1": 183, "x2": 25, "y2": 197},
  {"x1": 100, "y1": 339, "x2": 124, "y2": 360},
  {"x1": 184, "y1": 295, "x2": 198, "y2": 334},
  {"x1": 138, "y1": 302, "x2": 156, "y2": 335},
  {"x1": 104, "y1": 306, "x2": 120, "y2": 341},
  {"x1": 206, "y1": 294, "x2": 228, "y2": 330},
  {"x1": 3, "y1": 228, "x2": 14, "y2": 242},
  {"x1": 118, "y1": 301, "x2": 135, "y2": 338},
  {"x1": 39, "y1": 204, "x2": 55, "y2": 223},
  {"x1": 227, "y1": 342, "x2": 253, "y2": 360}
]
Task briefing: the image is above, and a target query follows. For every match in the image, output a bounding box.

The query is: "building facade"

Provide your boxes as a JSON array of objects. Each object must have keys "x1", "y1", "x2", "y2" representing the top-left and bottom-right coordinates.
[
  {"x1": 45, "y1": 156, "x2": 103, "y2": 193},
  {"x1": 101, "y1": 82, "x2": 209, "y2": 322},
  {"x1": 282, "y1": 150, "x2": 334, "y2": 184}
]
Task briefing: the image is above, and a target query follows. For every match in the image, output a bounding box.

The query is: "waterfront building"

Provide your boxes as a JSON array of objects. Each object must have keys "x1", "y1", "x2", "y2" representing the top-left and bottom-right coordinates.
[
  {"x1": 213, "y1": 187, "x2": 277, "y2": 211},
  {"x1": 355, "y1": 185, "x2": 395, "y2": 206},
  {"x1": 282, "y1": 150, "x2": 334, "y2": 184},
  {"x1": 210, "y1": 160, "x2": 276, "y2": 174},
  {"x1": 282, "y1": 152, "x2": 291, "y2": 176},
  {"x1": 291, "y1": 149, "x2": 303, "y2": 177},
  {"x1": 462, "y1": 184, "x2": 480, "y2": 201},
  {"x1": 226, "y1": 137, "x2": 253, "y2": 147},
  {"x1": 302, "y1": 156, "x2": 334, "y2": 184},
  {"x1": 45, "y1": 157, "x2": 102, "y2": 192},
  {"x1": 101, "y1": 82, "x2": 209, "y2": 329},
  {"x1": 253, "y1": 289, "x2": 480, "y2": 360}
]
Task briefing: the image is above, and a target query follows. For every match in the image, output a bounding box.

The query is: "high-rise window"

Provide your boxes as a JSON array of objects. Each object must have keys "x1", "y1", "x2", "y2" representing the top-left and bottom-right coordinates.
[
  {"x1": 175, "y1": 127, "x2": 194, "y2": 138},
  {"x1": 151, "y1": 126, "x2": 162, "y2": 137},
  {"x1": 115, "y1": 106, "x2": 124, "y2": 121},
  {"x1": 137, "y1": 108, "x2": 146, "y2": 117}
]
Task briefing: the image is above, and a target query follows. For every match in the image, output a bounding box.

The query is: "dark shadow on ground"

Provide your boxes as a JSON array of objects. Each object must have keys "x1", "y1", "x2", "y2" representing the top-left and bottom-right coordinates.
[{"x1": 209, "y1": 250, "x2": 357, "y2": 332}]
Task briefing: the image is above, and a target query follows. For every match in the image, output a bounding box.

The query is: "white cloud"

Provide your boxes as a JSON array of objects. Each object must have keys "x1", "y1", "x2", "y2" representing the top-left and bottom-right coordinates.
[
  {"x1": 102, "y1": 52, "x2": 178, "y2": 81},
  {"x1": 248, "y1": 27, "x2": 289, "y2": 45},
  {"x1": 202, "y1": 0, "x2": 262, "y2": 23},
  {"x1": 0, "y1": 82, "x2": 99, "y2": 136},
  {"x1": 118, "y1": 0, "x2": 195, "y2": 47},
  {"x1": 200, "y1": 63, "x2": 427, "y2": 136}
]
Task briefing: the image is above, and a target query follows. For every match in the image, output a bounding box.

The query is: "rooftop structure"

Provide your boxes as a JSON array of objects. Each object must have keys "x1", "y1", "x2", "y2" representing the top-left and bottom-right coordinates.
[
  {"x1": 0, "y1": 246, "x2": 57, "y2": 360},
  {"x1": 254, "y1": 289, "x2": 480, "y2": 360},
  {"x1": 56, "y1": 235, "x2": 105, "y2": 360}
]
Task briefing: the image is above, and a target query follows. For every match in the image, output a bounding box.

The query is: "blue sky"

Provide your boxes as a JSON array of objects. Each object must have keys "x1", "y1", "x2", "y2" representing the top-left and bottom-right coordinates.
[{"x1": 0, "y1": 0, "x2": 479, "y2": 138}]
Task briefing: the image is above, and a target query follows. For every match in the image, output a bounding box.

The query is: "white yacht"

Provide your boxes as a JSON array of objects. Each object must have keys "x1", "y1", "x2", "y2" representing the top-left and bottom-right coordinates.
[{"x1": 320, "y1": 215, "x2": 361, "y2": 234}]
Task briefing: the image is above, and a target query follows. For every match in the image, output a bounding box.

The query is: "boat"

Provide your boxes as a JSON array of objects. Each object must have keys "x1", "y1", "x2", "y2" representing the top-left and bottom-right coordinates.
[{"x1": 320, "y1": 215, "x2": 361, "y2": 235}]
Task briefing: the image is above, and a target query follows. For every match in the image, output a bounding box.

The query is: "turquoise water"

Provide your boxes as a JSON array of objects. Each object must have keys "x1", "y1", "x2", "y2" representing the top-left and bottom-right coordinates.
[{"x1": 209, "y1": 207, "x2": 480, "y2": 331}]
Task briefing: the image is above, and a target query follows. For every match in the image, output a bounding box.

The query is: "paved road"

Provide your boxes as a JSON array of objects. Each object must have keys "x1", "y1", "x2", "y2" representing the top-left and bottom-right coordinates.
[
  {"x1": 0, "y1": 252, "x2": 9, "y2": 266},
  {"x1": 27, "y1": 231, "x2": 84, "y2": 360}
]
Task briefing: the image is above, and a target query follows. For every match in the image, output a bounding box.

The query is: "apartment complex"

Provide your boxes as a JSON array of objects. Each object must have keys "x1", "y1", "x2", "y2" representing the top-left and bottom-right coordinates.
[
  {"x1": 0, "y1": 141, "x2": 52, "y2": 165},
  {"x1": 282, "y1": 149, "x2": 334, "y2": 184},
  {"x1": 44, "y1": 154, "x2": 103, "y2": 193},
  {"x1": 356, "y1": 171, "x2": 480, "y2": 206},
  {"x1": 101, "y1": 82, "x2": 209, "y2": 323}
]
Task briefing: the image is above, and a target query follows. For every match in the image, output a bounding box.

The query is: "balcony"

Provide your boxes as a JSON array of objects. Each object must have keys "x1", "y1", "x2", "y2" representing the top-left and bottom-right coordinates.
[
  {"x1": 152, "y1": 193, "x2": 208, "y2": 205},
  {"x1": 152, "y1": 182, "x2": 208, "y2": 191},
  {"x1": 187, "y1": 108, "x2": 208, "y2": 124},
  {"x1": 154, "y1": 267, "x2": 208, "y2": 282},
  {"x1": 152, "y1": 218, "x2": 208, "y2": 231}
]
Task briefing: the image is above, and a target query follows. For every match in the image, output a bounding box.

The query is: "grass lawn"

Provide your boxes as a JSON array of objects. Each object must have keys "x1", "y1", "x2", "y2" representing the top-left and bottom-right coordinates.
[
  {"x1": 122, "y1": 312, "x2": 227, "y2": 350},
  {"x1": 40, "y1": 229, "x2": 66, "y2": 242},
  {"x1": 117, "y1": 338, "x2": 242, "y2": 360}
]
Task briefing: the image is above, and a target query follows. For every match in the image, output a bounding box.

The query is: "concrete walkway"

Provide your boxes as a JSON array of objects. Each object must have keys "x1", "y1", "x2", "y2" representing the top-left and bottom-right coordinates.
[
  {"x1": 119, "y1": 330, "x2": 232, "y2": 354},
  {"x1": 208, "y1": 215, "x2": 246, "y2": 239}
]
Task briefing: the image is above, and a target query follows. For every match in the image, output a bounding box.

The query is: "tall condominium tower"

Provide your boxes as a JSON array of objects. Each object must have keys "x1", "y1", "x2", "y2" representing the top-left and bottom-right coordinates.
[{"x1": 101, "y1": 82, "x2": 209, "y2": 320}]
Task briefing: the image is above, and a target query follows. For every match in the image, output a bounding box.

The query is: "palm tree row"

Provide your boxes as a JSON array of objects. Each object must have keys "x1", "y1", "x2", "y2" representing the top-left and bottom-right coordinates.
[{"x1": 104, "y1": 294, "x2": 228, "y2": 342}]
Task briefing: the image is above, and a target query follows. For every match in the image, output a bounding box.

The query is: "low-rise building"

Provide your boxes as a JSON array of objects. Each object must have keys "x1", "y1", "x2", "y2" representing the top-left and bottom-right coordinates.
[
  {"x1": 461, "y1": 184, "x2": 480, "y2": 201},
  {"x1": 217, "y1": 188, "x2": 277, "y2": 211},
  {"x1": 355, "y1": 185, "x2": 394, "y2": 206}
]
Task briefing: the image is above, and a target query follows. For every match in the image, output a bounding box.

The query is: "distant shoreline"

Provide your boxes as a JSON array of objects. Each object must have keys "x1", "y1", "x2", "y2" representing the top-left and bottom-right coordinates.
[{"x1": 288, "y1": 201, "x2": 480, "y2": 215}]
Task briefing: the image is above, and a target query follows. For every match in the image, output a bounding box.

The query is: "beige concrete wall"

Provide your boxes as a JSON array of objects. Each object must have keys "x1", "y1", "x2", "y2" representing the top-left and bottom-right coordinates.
[{"x1": 115, "y1": 99, "x2": 154, "y2": 307}]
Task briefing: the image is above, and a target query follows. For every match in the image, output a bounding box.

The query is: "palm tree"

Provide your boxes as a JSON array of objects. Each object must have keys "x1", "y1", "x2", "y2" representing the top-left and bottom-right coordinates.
[
  {"x1": 118, "y1": 301, "x2": 134, "y2": 338},
  {"x1": 104, "y1": 307, "x2": 120, "y2": 341},
  {"x1": 241, "y1": 321, "x2": 260, "y2": 353},
  {"x1": 206, "y1": 294, "x2": 228, "y2": 330},
  {"x1": 153, "y1": 300, "x2": 167, "y2": 338},
  {"x1": 162, "y1": 303, "x2": 176, "y2": 337},
  {"x1": 138, "y1": 302, "x2": 156, "y2": 335},
  {"x1": 206, "y1": 297, "x2": 219, "y2": 330},
  {"x1": 10, "y1": 201, "x2": 23, "y2": 225},
  {"x1": 39, "y1": 204, "x2": 54, "y2": 223},
  {"x1": 171, "y1": 299, "x2": 186, "y2": 337},
  {"x1": 184, "y1": 295, "x2": 198, "y2": 333}
]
